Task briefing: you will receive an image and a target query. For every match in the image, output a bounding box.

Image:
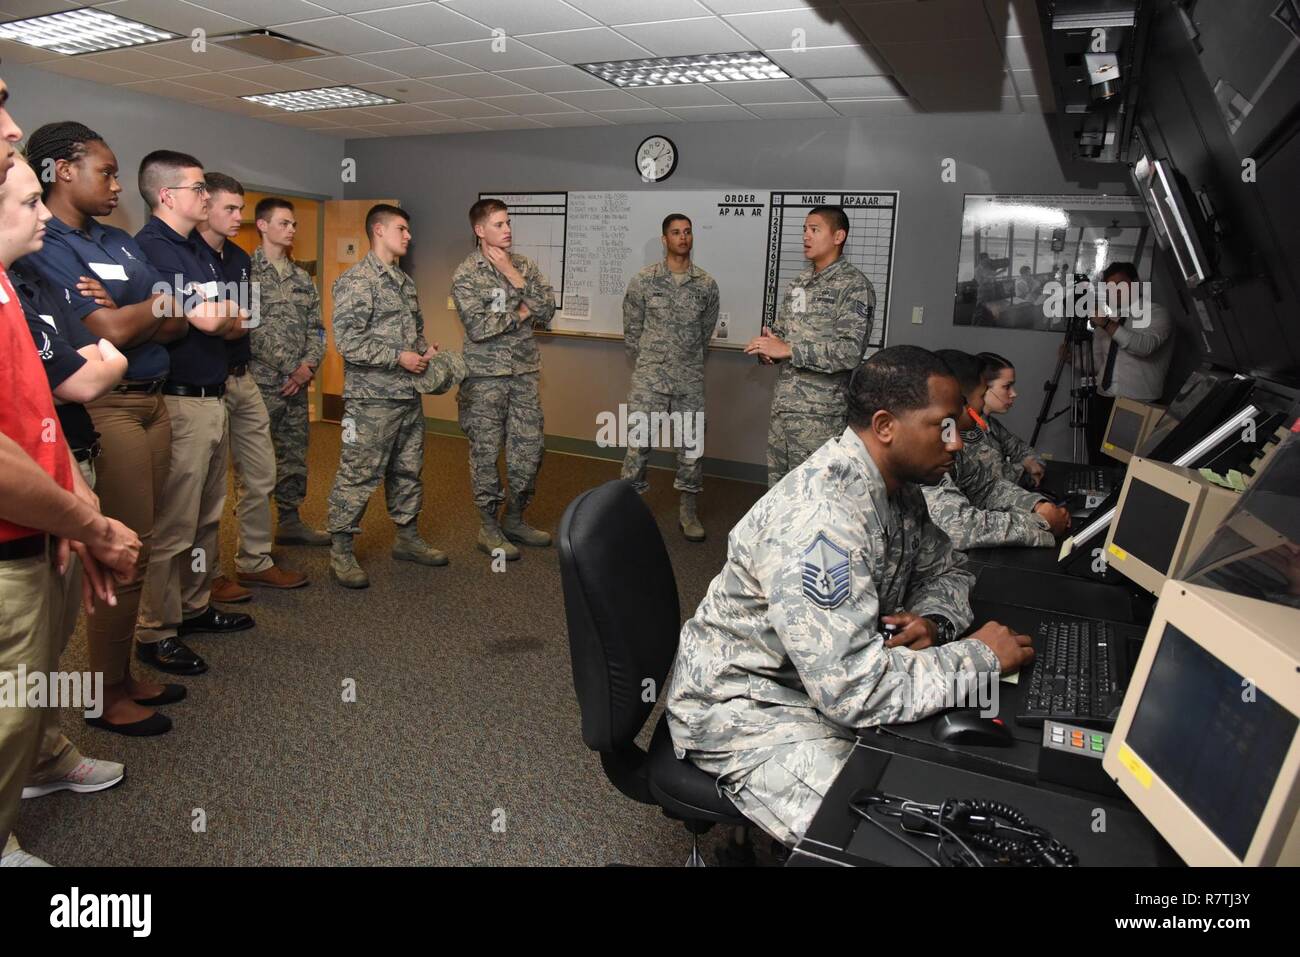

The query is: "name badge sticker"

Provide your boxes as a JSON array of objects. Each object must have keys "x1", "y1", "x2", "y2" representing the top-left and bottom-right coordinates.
[{"x1": 89, "y1": 262, "x2": 129, "y2": 281}]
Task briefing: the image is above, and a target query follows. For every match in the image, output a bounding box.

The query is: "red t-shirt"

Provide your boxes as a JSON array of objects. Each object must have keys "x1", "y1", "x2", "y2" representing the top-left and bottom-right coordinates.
[{"x1": 0, "y1": 263, "x2": 74, "y2": 542}]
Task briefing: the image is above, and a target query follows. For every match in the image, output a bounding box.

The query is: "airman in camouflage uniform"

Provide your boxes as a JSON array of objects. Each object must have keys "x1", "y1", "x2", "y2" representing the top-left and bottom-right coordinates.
[
  {"x1": 666, "y1": 429, "x2": 998, "y2": 846},
  {"x1": 452, "y1": 199, "x2": 556, "y2": 560},
  {"x1": 667, "y1": 345, "x2": 1037, "y2": 847},
  {"x1": 924, "y1": 436, "x2": 1056, "y2": 550},
  {"x1": 746, "y1": 207, "x2": 876, "y2": 486},
  {"x1": 620, "y1": 215, "x2": 720, "y2": 542},
  {"x1": 327, "y1": 207, "x2": 449, "y2": 588},
  {"x1": 984, "y1": 415, "x2": 1043, "y2": 484},
  {"x1": 248, "y1": 239, "x2": 327, "y2": 545}
]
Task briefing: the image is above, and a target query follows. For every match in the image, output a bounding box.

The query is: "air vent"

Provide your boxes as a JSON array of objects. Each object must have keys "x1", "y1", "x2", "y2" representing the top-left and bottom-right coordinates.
[{"x1": 214, "y1": 30, "x2": 331, "y2": 62}]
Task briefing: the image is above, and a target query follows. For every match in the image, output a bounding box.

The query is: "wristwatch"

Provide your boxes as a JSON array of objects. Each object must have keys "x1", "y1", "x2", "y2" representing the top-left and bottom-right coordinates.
[{"x1": 922, "y1": 614, "x2": 956, "y2": 646}]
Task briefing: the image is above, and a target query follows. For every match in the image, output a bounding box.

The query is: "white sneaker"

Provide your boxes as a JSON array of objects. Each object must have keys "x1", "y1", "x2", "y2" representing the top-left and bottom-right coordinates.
[
  {"x1": 0, "y1": 838, "x2": 51, "y2": 867},
  {"x1": 22, "y1": 757, "x2": 125, "y2": 799}
]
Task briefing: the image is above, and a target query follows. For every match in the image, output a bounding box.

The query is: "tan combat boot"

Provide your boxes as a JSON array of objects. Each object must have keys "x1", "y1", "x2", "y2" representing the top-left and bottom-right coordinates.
[
  {"x1": 502, "y1": 499, "x2": 552, "y2": 548},
  {"x1": 330, "y1": 533, "x2": 369, "y2": 588},
  {"x1": 275, "y1": 508, "x2": 331, "y2": 546},
  {"x1": 679, "y1": 492, "x2": 705, "y2": 542},
  {"x1": 477, "y1": 510, "x2": 520, "y2": 561},
  {"x1": 392, "y1": 522, "x2": 448, "y2": 566}
]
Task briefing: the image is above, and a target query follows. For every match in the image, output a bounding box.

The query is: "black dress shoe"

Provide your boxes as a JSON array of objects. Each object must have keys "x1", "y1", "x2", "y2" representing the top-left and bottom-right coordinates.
[
  {"x1": 85, "y1": 712, "x2": 172, "y2": 737},
  {"x1": 136, "y1": 637, "x2": 208, "y2": 675},
  {"x1": 132, "y1": 683, "x2": 187, "y2": 707},
  {"x1": 178, "y1": 606, "x2": 254, "y2": 636}
]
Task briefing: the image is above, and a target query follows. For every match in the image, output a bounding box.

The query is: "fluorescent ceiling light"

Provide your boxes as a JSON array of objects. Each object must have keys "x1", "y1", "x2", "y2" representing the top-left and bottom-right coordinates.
[
  {"x1": 576, "y1": 51, "x2": 789, "y2": 88},
  {"x1": 0, "y1": 9, "x2": 177, "y2": 55},
  {"x1": 243, "y1": 86, "x2": 400, "y2": 112}
]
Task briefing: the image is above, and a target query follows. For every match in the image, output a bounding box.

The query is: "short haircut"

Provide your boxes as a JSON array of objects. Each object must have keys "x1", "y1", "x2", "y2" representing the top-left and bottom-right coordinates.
[
  {"x1": 23, "y1": 121, "x2": 105, "y2": 197},
  {"x1": 204, "y1": 171, "x2": 244, "y2": 198},
  {"x1": 808, "y1": 205, "x2": 849, "y2": 243},
  {"x1": 255, "y1": 196, "x2": 294, "y2": 222},
  {"x1": 978, "y1": 351, "x2": 1014, "y2": 382},
  {"x1": 139, "y1": 149, "x2": 203, "y2": 209},
  {"x1": 365, "y1": 203, "x2": 408, "y2": 240},
  {"x1": 662, "y1": 213, "x2": 691, "y2": 234},
  {"x1": 934, "y1": 348, "x2": 983, "y2": 396},
  {"x1": 1102, "y1": 260, "x2": 1139, "y2": 282},
  {"x1": 847, "y1": 345, "x2": 955, "y2": 429},
  {"x1": 469, "y1": 198, "x2": 507, "y2": 229}
]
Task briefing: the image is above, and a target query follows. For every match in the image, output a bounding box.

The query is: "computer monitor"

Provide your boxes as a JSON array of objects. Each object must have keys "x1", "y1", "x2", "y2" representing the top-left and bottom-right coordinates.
[
  {"x1": 1138, "y1": 369, "x2": 1230, "y2": 457},
  {"x1": 1103, "y1": 458, "x2": 1239, "y2": 596},
  {"x1": 1103, "y1": 582, "x2": 1300, "y2": 865},
  {"x1": 1102, "y1": 398, "x2": 1163, "y2": 465},
  {"x1": 1142, "y1": 374, "x2": 1256, "y2": 463}
]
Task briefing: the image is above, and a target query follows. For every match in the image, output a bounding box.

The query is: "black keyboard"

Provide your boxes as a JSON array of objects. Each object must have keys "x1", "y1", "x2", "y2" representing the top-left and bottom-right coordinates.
[
  {"x1": 1065, "y1": 467, "x2": 1113, "y2": 496},
  {"x1": 1016, "y1": 618, "x2": 1127, "y2": 730}
]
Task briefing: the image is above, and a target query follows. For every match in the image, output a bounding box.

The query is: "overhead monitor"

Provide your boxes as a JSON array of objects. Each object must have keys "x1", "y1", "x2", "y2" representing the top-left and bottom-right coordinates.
[{"x1": 1104, "y1": 582, "x2": 1300, "y2": 865}]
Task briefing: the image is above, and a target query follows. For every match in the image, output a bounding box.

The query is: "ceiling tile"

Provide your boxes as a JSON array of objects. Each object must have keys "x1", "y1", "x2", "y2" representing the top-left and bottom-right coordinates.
[
  {"x1": 0, "y1": 38, "x2": 59, "y2": 63},
  {"x1": 1019, "y1": 94, "x2": 1053, "y2": 112},
  {"x1": 628, "y1": 83, "x2": 732, "y2": 106},
  {"x1": 309, "y1": 0, "x2": 415, "y2": 13},
  {"x1": 429, "y1": 72, "x2": 530, "y2": 97},
  {"x1": 441, "y1": 0, "x2": 598, "y2": 35},
  {"x1": 332, "y1": 126, "x2": 384, "y2": 138},
  {"x1": 551, "y1": 89, "x2": 649, "y2": 111},
  {"x1": 285, "y1": 109, "x2": 347, "y2": 125},
  {"x1": 565, "y1": 0, "x2": 709, "y2": 25},
  {"x1": 520, "y1": 27, "x2": 652, "y2": 62},
  {"x1": 743, "y1": 100, "x2": 839, "y2": 118},
  {"x1": 527, "y1": 111, "x2": 614, "y2": 127},
  {"x1": 704, "y1": 1, "x2": 846, "y2": 13},
  {"x1": 723, "y1": 9, "x2": 864, "y2": 49},
  {"x1": 766, "y1": 44, "x2": 890, "y2": 78},
  {"x1": 1004, "y1": 35, "x2": 1048, "y2": 73},
  {"x1": 119, "y1": 78, "x2": 224, "y2": 102},
  {"x1": 1000, "y1": 96, "x2": 1022, "y2": 113},
  {"x1": 357, "y1": 78, "x2": 462, "y2": 102},
  {"x1": 93, "y1": 0, "x2": 254, "y2": 35},
  {"x1": 464, "y1": 115, "x2": 548, "y2": 130},
  {"x1": 292, "y1": 55, "x2": 401, "y2": 83},
  {"x1": 170, "y1": 71, "x2": 277, "y2": 95},
  {"x1": 715, "y1": 77, "x2": 817, "y2": 104},
  {"x1": 429, "y1": 37, "x2": 561, "y2": 71},
  {"x1": 274, "y1": 15, "x2": 415, "y2": 54},
  {"x1": 263, "y1": 111, "x2": 342, "y2": 127},
  {"x1": 200, "y1": 96, "x2": 282, "y2": 116},
  {"x1": 354, "y1": 102, "x2": 450, "y2": 121},
  {"x1": 479, "y1": 92, "x2": 579, "y2": 114},
  {"x1": 304, "y1": 126, "x2": 349, "y2": 136},
  {"x1": 1010, "y1": 68, "x2": 1041, "y2": 96},
  {"x1": 494, "y1": 65, "x2": 613, "y2": 93},
  {"x1": 664, "y1": 103, "x2": 755, "y2": 121},
  {"x1": 34, "y1": 57, "x2": 144, "y2": 85},
  {"x1": 844, "y1": 0, "x2": 994, "y2": 43},
  {"x1": 196, "y1": 0, "x2": 333, "y2": 26},
  {"x1": 225, "y1": 65, "x2": 338, "y2": 89},
  {"x1": 994, "y1": 0, "x2": 1039, "y2": 39},
  {"x1": 355, "y1": 47, "x2": 473, "y2": 78},
  {"x1": 402, "y1": 118, "x2": 489, "y2": 133},
  {"x1": 0, "y1": 0, "x2": 81, "y2": 21},
  {"x1": 593, "y1": 107, "x2": 680, "y2": 124},
  {"x1": 318, "y1": 106, "x2": 398, "y2": 124},
  {"x1": 877, "y1": 37, "x2": 1003, "y2": 76},
  {"x1": 806, "y1": 75, "x2": 898, "y2": 98},
  {"x1": 352, "y1": 4, "x2": 492, "y2": 45},
  {"x1": 424, "y1": 97, "x2": 510, "y2": 118},
  {"x1": 146, "y1": 38, "x2": 275, "y2": 71},
  {"x1": 77, "y1": 48, "x2": 204, "y2": 78},
  {"x1": 825, "y1": 97, "x2": 920, "y2": 116},
  {"x1": 615, "y1": 17, "x2": 752, "y2": 57}
]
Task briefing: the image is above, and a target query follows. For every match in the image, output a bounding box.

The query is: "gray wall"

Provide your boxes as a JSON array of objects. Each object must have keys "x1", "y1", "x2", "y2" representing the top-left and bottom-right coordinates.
[
  {"x1": 345, "y1": 112, "x2": 1134, "y2": 472},
  {"x1": 4, "y1": 61, "x2": 346, "y2": 231}
]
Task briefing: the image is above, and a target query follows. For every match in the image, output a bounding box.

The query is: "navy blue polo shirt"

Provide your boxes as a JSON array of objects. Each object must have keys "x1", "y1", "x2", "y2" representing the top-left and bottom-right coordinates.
[
  {"x1": 19, "y1": 215, "x2": 169, "y2": 383},
  {"x1": 10, "y1": 264, "x2": 99, "y2": 452},
  {"x1": 135, "y1": 216, "x2": 227, "y2": 387},
  {"x1": 202, "y1": 236, "x2": 252, "y2": 368}
]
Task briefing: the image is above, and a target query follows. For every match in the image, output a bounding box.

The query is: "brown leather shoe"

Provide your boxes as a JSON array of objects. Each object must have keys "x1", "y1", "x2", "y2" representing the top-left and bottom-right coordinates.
[
  {"x1": 211, "y1": 575, "x2": 251, "y2": 604},
  {"x1": 237, "y1": 565, "x2": 309, "y2": 589}
]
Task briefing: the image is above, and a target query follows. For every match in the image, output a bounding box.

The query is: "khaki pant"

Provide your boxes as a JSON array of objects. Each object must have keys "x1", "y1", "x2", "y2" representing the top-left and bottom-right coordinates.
[
  {"x1": 224, "y1": 373, "x2": 276, "y2": 574},
  {"x1": 84, "y1": 391, "x2": 171, "y2": 683},
  {"x1": 27, "y1": 459, "x2": 96, "y2": 786},
  {"x1": 138, "y1": 395, "x2": 228, "y2": 643},
  {"x1": 0, "y1": 549, "x2": 57, "y2": 853}
]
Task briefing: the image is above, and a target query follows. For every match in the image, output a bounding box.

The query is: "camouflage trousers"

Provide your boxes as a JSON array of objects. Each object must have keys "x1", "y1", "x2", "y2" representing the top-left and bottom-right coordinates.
[
  {"x1": 766, "y1": 410, "x2": 845, "y2": 487},
  {"x1": 689, "y1": 734, "x2": 856, "y2": 847},
  {"x1": 457, "y1": 372, "x2": 542, "y2": 515},
  {"x1": 619, "y1": 386, "x2": 705, "y2": 494},
  {"x1": 327, "y1": 397, "x2": 425, "y2": 534},
  {"x1": 255, "y1": 376, "x2": 310, "y2": 513}
]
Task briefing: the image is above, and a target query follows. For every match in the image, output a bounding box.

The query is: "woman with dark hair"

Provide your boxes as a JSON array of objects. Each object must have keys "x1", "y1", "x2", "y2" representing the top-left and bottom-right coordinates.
[
  {"x1": 19, "y1": 122, "x2": 231, "y2": 734},
  {"x1": 977, "y1": 352, "x2": 1045, "y2": 487}
]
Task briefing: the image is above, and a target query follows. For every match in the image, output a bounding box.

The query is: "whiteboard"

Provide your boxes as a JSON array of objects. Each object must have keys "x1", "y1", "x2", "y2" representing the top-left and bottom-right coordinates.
[{"x1": 479, "y1": 189, "x2": 898, "y2": 351}]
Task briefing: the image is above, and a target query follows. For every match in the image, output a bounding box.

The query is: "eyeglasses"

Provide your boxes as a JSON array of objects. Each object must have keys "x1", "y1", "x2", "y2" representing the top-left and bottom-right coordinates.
[{"x1": 165, "y1": 183, "x2": 209, "y2": 195}]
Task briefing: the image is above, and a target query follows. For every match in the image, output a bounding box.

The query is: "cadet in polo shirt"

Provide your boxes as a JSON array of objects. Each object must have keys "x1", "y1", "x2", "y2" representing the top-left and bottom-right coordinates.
[
  {"x1": 133, "y1": 150, "x2": 251, "y2": 678},
  {"x1": 197, "y1": 172, "x2": 306, "y2": 600},
  {"x1": 21, "y1": 121, "x2": 206, "y2": 734}
]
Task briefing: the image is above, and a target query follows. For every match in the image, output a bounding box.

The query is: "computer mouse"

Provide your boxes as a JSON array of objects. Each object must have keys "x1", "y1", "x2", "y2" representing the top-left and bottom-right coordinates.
[{"x1": 931, "y1": 710, "x2": 1016, "y2": 747}]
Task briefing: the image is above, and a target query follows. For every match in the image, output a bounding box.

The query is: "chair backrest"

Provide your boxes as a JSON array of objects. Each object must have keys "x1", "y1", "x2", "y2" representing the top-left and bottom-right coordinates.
[{"x1": 558, "y1": 480, "x2": 681, "y2": 753}]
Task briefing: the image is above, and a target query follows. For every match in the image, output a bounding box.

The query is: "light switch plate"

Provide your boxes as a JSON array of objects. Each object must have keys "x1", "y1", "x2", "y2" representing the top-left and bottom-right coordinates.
[{"x1": 911, "y1": 306, "x2": 924, "y2": 324}]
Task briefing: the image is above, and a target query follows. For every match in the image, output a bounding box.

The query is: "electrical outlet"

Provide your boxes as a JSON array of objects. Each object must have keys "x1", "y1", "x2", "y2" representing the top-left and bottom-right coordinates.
[
  {"x1": 715, "y1": 312, "x2": 730, "y2": 339},
  {"x1": 911, "y1": 306, "x2": 924, "y2": 324}
]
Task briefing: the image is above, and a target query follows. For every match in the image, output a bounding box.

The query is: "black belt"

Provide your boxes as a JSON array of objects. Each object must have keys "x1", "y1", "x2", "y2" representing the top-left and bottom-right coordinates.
[
  {"x1": 73, "y1": 440, "x2": 103, "y2": 463},
  {"x1": 163, "y1": 381, "x2": 226, "y2": 398},
  {"x1": 0, "y1": 534, "x2": 45, "y2": 562},
  {"x1": 229, "y1": 364, "x2": 248, "y2": 377},
  {"x1": 114, "y1": 380, "x2": 164, "y2": 394}
]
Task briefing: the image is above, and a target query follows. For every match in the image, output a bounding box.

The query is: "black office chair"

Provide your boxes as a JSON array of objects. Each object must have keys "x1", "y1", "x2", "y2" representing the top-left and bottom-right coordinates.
[{"x1": 559, "y1": 479, "x2": 746, "y2": 866}]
